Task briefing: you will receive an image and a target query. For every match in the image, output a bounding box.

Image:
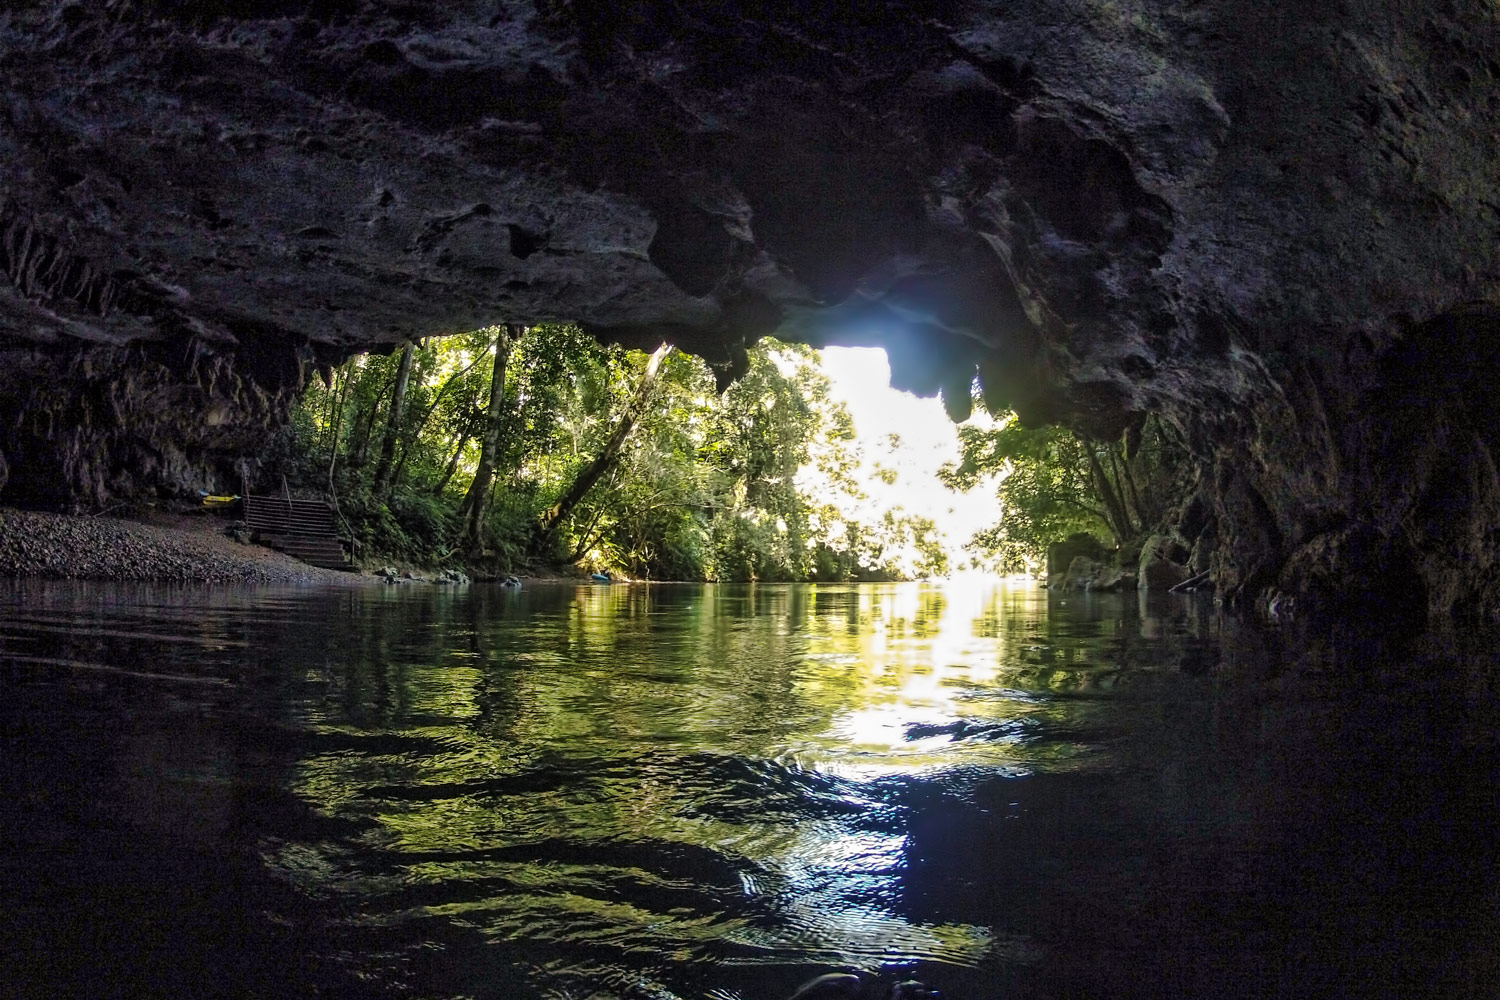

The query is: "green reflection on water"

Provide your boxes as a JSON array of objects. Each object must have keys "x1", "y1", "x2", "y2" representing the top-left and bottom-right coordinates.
[
  {"x1": 280, "y1": 582, "x2": 1128, "y2": 977},
  {"x1": 0, "y1": 577, "x2": 1223, "y2": 997},
  {"x1": 11, "y1": 577, "x2": 1495, "y2": 1000}
]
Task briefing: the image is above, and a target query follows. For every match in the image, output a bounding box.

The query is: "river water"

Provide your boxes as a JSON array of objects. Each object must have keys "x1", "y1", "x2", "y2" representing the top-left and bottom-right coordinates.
[{"x1": 1, "y1": 580, "x2": 1496, "y2": 1000}]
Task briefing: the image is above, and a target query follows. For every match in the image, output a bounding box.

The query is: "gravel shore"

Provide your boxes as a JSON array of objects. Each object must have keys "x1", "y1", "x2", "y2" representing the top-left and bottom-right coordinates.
[{"x1": 0, "y1": 507, "x2": 370, "y2": 586}]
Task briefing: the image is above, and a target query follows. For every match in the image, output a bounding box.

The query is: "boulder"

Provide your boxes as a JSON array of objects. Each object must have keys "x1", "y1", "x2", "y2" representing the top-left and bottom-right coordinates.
[
  {"x1": 1047, "y1": 534, "x2": 1108, "y2": 584},
  {"x1": 1139, "y1": 535, "x2": 1192, "y2": 591},
  {"x1": 1061, "y1": 555, "x2": 1132, "y2": 593}
]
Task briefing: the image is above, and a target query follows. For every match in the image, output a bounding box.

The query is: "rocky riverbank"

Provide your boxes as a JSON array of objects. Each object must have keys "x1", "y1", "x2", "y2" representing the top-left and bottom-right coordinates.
[{"x1": 0, "y1": 507, "x2": 368, "y2": 586}]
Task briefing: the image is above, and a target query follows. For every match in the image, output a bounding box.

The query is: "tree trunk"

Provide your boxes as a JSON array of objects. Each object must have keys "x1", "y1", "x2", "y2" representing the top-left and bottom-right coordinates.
[
  {"x1": 391, "y1": 438, "x2": 410, "y2": 489},
  {"x1": 1114, "y1": 444, "x2": 1147, "y2": 532},
  {"x1": 405, "y1": 349, "x2": 489, "y2": 448},
  {"x1": 326, "y1": 361, "x2": 353, "y2": 486},
  {"x1": 566, "y1": 508, "x2": 610, "y2": 564},
  {"x1": 432, "y1": 430, "x2": 471, "y2": 495},
  {"x1": 391, "y1": 347, "x2": 491, "y2": 489},
  {"x1": 1080, "y1": 435, "x2": 1133, "y2": 544},
  {"x1": 372, "y1": 341, "x2": 415, "y2": 493},
  {"x1": 1104, "y1": 445, "x2": 1129, "y2": 530},
  {"x1": 458, "y1": 325, "x2": 523, "y2": 550},
  {"x1": 538, "y1": 342, "x2": 673, "y2": 545},
  {"x1": 318, "y1": 366, "x2": 340, "y2": 454},
  {"x1": 350, "y1": 378, "x2": 388, "y2": 468}
]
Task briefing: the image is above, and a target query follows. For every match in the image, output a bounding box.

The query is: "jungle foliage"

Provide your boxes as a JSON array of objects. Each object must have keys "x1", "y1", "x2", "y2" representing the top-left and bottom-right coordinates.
[
  {"x1": 939, "y1": 411, "x2": 1191, "y2": 571},
  {"x1": 280, "y1": 324, "x2": 943, "y2": 581}
]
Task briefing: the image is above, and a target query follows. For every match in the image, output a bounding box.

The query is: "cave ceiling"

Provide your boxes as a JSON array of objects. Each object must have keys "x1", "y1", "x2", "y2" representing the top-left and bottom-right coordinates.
[{"x1": 1, "y1": 1, "x2": 1489, "y2": 412}]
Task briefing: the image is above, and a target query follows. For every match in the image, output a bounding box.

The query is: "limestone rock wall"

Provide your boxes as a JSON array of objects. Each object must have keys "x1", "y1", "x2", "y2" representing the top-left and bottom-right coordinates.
[
  {"x1": 1, "y1": 1, "x2": 1498, "y2": 611},
  {"x1": 0, "y1": 329, "x2": 325, "y2": 506}
]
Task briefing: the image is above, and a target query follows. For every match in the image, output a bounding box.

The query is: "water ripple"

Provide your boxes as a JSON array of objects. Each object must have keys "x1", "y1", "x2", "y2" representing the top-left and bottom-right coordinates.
[{"x1": 5, "y1": 580, "x2": 1496, "y2": 1000}]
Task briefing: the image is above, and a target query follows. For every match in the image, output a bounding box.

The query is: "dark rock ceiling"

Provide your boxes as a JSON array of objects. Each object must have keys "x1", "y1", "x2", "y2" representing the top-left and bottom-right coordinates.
[{"x1": 2, "y1": 0, "x2": 1499, "y2": 612}]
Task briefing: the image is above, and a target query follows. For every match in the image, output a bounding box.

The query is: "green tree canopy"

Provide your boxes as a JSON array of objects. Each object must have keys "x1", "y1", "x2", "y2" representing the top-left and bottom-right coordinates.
[
  {"x1": 940, "y1": 412, "x2": 1189, "y2": 570},
  {"x1": 283, "y1": 327, "x2": 929, "y2": 581}
]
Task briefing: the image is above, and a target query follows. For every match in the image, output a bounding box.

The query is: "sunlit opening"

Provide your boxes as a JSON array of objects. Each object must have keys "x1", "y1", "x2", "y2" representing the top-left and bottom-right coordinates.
[{"x1": 815, "y1": 347, "x2": 1002, "y2": 577}]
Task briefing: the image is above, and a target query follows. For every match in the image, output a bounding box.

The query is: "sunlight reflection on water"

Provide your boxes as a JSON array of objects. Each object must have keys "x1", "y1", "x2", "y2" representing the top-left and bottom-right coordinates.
[{"x1": 2, "y1": 578, "x2": 1498, "y2": 1000}]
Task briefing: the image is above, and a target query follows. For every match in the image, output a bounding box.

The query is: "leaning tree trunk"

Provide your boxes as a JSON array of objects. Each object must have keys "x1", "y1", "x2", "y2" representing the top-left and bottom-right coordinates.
[
  {"x1": 392, "y1": 347, "x2": 491, "y2": 489},
  {"x1": 1082, "y1": 440, "x2": 1134, "y2": 545},
  {"x1": 538, "y1": 342, "x2": 673, "y2": 546},
  {"x1": 350, "y1": 378, "x2": 389, "y2": 468},
  {"x1": 432, "y1": 430, "x2": 472, "y2": 496},
  {"x1": 372, "y1": 341, "x2": 416, "y2": 494},
  {"x1": 325, "y1": 360, "x2": 354, "y2": 487},
  {"x1": 1113, "y1": 444, "x2": 1148, "y2": 535},
  {"x1": 458, "y1": 325, "x2": 524, "y2": 551}
]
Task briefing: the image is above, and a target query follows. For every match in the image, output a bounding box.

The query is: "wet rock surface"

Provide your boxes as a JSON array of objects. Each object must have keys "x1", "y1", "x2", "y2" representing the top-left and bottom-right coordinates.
[
  {"x1": 1, "y1": 2, "x2": 1499, "y2": 611},
  {"x1": 1138, "y1": 533, "x2": 1191, "y2": 592},
  {"x1": 1046, "y1": 533, "x2": 1108, "y2": 582},
  {"x1": 1059, "y1": 555, "x2": 1132, "y2": 593}
]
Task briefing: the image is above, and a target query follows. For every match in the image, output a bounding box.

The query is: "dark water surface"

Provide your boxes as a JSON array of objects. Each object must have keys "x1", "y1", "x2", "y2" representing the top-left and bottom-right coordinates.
[{"x1": 2, "y1": 581, "x2": 1497, "y2": 1000}]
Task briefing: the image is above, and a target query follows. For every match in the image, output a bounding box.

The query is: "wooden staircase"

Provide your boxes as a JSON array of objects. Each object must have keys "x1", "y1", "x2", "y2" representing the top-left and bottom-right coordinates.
[{"x1": 241, "y1": 495, "x2": 355, "y2": 571}]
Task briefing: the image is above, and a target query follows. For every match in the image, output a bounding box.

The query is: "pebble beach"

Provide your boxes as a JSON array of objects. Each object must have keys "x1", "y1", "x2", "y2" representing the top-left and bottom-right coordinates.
[{"x1": 0, "y1": 507, "x2": 367, "y2": 586}]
